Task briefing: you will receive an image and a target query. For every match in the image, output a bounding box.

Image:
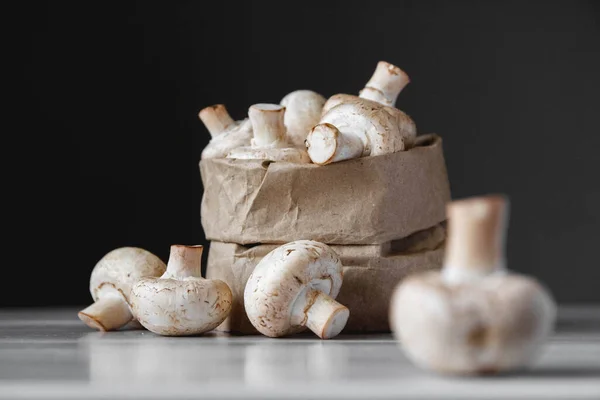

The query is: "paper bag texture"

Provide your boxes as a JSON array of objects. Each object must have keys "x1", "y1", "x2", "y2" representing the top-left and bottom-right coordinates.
[
  {"x1": 200, "y1": 134, "x2": 450, "y2": 245},
  {"x1": 206, "y1": 224, "x2": 446, "y2": 334}
]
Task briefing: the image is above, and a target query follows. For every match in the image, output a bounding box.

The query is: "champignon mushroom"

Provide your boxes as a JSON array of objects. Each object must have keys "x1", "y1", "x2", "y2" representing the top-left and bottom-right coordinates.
[
  {"x1": 306, "y1": 98, "x2": 416, "y2": 165},
  {"x1": 305, "y1": 61, "x2": 415, "y2": 165},
  {"x1": 130, "y1": 245, "x2": 232, "y2": 336},
  {"x1": 199, "y1": 104, "x2": 253, "y2": 159},
  {"x1": 244, "y1": 240, "x2": 349, "y2": 339},
  {"x1": 227, "y1": 104, "x2": 310, "y2": 163},
  {"x1": 280, "y1": 90, "x2": 326, "y2": 147},
  {"x1": 321, "y1": 61, "x2": 410, "y2": 115},
  {"x1": 389, "y1": 195, "x2": 557, "y2": 375},
  {"x1": 78, "y1": 247, "x2": 166, "y2": 331}
]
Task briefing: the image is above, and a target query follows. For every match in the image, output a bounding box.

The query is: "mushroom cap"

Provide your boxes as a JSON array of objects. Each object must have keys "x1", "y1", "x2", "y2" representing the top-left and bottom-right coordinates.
[
  {"x1": 280, "y1": 90, "x2": 326, "y2": 147},
  {"x1": 227, "y1": 146, "x2": 311, "y2": 163},
  {"x1": 321, "y1": 94, "x2": 358, "y2": 117},
  {"x1": 89, "y1": 247, "x2": 166, "y2": 304},
  {"x1": 201, "y1": 118, "x2": 253, "y2": 159},
  {"x1": 244, "y1": 240, "x2": 343, "y2": 337},
  {"x1": 389, "y1": 270, "x2": 556, "y2": 374},
  {"x1": 131, "y1": 277, "x2": 232, "y2": 336},
  {"x1": 320, "y1": 98, "x2": 416, "y2": 156}
]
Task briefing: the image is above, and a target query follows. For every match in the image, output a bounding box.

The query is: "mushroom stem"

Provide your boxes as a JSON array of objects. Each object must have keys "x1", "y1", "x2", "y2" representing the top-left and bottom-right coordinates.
[
  {"x1": 249, "y1": 104, "x2": 286, "y2": 147},
  {"x1": 359, "y1": 61, "x2": 410, "y2": 107},
  {"x1": 304, "y1": 289, "x2": 350, "y2": 339},
  {"x1": 199, "y1": 104, "x2": 235, "y2": 139},
  {"x1": 306, "y1": 123, "x2": 364, "y2": 165},
  {"x1": 78, "y1": 296, "x2": 132, "y2": 332},
  {"x1": 163, "y1": 245, "x2": 204, "y2": 279},
  {"x1": 442, "y1": 195, "x2": 509, "y2": 284}
]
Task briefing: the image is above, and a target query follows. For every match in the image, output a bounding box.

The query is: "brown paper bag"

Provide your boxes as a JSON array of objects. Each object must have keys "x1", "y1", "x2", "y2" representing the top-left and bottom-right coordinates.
[
  {"x1": 206, "y1": 224, "x2": 446, "y2": 334},
  {"x1": 200, "y1": 134, "x2": 450, "y2": 245}
]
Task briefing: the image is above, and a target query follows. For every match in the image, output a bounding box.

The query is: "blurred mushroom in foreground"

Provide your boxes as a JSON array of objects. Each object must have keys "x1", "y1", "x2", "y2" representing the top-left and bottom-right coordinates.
[{"x1": 389, "y1": 195, "x2": 556, "y2": 375}]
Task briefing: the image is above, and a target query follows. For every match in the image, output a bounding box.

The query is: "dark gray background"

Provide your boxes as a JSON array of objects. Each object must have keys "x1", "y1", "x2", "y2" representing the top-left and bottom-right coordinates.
[{"x1": 7, "y1": 1, "x2": 599, "y2": 306}]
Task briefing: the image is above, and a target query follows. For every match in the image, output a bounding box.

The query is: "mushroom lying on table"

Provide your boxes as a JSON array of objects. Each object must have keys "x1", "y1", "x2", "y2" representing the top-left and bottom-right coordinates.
[
  {"x1": 244, "y1": 240, "x2": 349, "y2": 339},
  {"x1": 199, "y1": 104, "x2": 253, "y2": 159},
  {"x1": 306, "y1": 61, "x2": 416, "y2": 165},
  {"x1": 130, "y1": 245, "x2": 232, "y2": 336},
  {"x1": 280, "y1": 90, "x2": 326, "y2": 147},
  {"x1": 227, "y1": 103, "x2": 310, "y2": 163},
  {"x1": 389, "y1": 195, "x2": 556, "y2": 375},
  {"x1": 78, "y1": 247, "x2": 166, "y2": 331}
]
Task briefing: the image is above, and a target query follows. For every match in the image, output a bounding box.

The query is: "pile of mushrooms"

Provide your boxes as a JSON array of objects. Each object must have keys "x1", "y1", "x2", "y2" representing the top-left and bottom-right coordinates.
[
  {"x1": 79, "y1": 240, "x2": 348, "y2": 339},
  {"x1": 389, "y1": 195, "x2": 556, "y2": 374},
  {"x1": 198, "y1": 60, "x2": 416, "y2": 166}
]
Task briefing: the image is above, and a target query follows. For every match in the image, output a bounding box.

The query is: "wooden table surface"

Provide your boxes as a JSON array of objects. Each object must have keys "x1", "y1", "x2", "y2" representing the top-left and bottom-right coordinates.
[{"x1": 0, "y1": 306, "x2": 599, "y2": 399}]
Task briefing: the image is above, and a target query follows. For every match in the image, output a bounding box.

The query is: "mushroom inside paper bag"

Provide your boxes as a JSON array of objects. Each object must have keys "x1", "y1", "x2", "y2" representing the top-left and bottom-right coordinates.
[
  {"x1": 199, "y1": 61, "x2": 416, "y2": 165},
  {"x1": 227, "y1": 103, "x2": 310, "y2": 163},
  {"x1": 280, "y1": 89, "x2": 326, "y2": 148},
  {"x1": 199, "y1": 104, "x2": 253, "y2": 160},
  {"x1": 306, "y1": 61, "x2": 417, "y2": 165}
]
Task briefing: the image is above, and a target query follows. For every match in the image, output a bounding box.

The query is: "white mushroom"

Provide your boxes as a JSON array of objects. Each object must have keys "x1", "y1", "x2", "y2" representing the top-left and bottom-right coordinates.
[
  {"x1": 389, "y1": 195, "x2": 557, "y2": 375},
  {"x1": 244, "y1": 240, "x2": 349, "y2": 339},
  {"x1": 199, "y1": 104, "x2": 253, "y2": 159},
  {"x1": 227, "y1": 104, "x2": 310, "y2": 163},
  {"x1": 78, "y1": 247, "x2": 166, "y2": 332},
  {"x1": 321, "y1": 61, "x2": 410, "y2": 115},
  {"x1": 306, "y1": 98, "x2": 416, "y2": 165},
  {"x1": 280, "y1": 90, "x2": 326, "y2": 147},
  {"x1": 130, "y1": 245, "x2": 232, "y2": 336},
  {"x1": 306, "y1": 61, "x2": 415, "y2": 165}
]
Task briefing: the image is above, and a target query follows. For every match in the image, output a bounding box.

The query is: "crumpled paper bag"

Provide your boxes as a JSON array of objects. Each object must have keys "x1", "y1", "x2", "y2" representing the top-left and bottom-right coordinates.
[{"x1": 200, "y1": 134, "x2": 450, "y2": 245}]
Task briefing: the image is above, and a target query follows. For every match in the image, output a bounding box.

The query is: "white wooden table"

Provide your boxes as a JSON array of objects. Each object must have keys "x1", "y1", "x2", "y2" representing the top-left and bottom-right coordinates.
[{"x1": 0, "y1": 306, "x2": 599, "y2": 399}]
